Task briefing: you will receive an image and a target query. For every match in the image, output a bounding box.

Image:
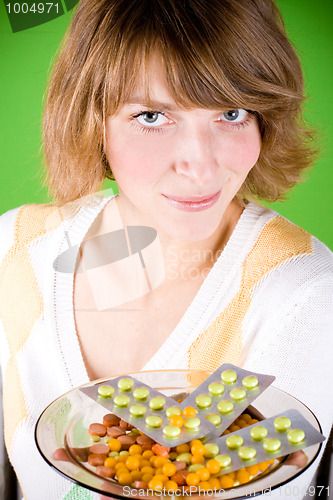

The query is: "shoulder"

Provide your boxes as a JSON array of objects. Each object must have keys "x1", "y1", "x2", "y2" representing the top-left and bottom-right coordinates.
[{"x1": 245, "y1": 203, "x2": 333, "y2": 282}]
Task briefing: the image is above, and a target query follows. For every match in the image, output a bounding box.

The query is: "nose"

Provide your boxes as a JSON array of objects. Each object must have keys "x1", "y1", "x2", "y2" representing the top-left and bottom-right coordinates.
[{"x1": 174, "y1": 125, "x2": 218, "y2": 185}]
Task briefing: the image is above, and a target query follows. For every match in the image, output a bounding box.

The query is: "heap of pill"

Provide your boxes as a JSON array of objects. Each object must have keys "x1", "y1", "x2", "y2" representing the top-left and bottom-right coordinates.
[{"x1": 85, "y1": 411, "x2": 275, "y2": 492}]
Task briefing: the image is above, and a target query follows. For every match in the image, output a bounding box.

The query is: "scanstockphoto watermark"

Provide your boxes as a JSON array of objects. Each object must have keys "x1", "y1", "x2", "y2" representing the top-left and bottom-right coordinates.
[
  {"x1": 122, "y1": 486, "x2": 273, "y2": 497},
  {"x1": 4, "y1": 0, "x2": 80, "y2": 33},
  {"x1": 166, "y1": 245, "x2": 223, "y2": 281}
]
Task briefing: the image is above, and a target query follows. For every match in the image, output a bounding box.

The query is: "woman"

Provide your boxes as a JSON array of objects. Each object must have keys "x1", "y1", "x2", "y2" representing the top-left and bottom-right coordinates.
[{"x1": 0, "y1": 0, "x2": 332, "y2": 498}]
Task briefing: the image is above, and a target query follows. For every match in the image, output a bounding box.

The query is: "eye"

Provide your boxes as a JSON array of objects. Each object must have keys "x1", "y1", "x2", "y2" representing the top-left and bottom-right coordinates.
[
  {"x1": 135, "y1": 111, "x2": 169, "y2": 127},
  {"x1": 219, "y1": 109, "x2": 248, "y2": 123}
]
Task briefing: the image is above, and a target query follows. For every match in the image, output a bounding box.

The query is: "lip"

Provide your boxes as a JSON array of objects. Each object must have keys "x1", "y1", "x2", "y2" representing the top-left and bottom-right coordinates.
[{"x1": 162, "y1": 190, "x2": 221, "y2": 212}]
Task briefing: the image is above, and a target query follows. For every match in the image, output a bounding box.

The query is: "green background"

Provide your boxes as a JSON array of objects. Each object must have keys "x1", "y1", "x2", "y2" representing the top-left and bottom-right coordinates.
[{"x1": 0, "y1": 0, "x2": 332, "y2": 248}]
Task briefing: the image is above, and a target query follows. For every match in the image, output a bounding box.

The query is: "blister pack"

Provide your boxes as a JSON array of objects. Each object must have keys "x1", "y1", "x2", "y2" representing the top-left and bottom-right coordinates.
[
  {"x1": 80, "y1": 363, "x2": 275, "y2": 446},
  {"x1": 80, "y1": 375, "x2": 215, "y2": 446},
  {"x1": 181, "y1": 363, "x2": 275, "y2": 440},
  {"x1": 206, "y1": 409, "x2": 325, "y2": 475}
]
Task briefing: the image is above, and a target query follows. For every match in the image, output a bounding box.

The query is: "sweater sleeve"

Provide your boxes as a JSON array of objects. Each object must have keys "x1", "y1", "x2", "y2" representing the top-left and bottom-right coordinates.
[{"x1": 244, "y1": 274, "x2": 333, "y2": 499}]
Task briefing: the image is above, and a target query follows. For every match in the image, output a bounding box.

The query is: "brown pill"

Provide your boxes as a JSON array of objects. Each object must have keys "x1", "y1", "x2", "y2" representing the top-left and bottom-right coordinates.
[
  {"x1": 134, "y1": 481, "x2": 148, "y2": 489},
  {"x1": 88, "y1": 454, "x2": 106, "y2": 467},
  {"x1": 174, "y1": 460, "x2": 187, "y2": 471},
  {"x1": 89, "y1": 423, "x2": 107, "y2": 437},
  {"x1": 136, "y1": 435, "x2": 155, "y2": 446},
  {"x1": 95, "y1": 466, "x2": 116, "y2": 478},
  {"x1": 107, "y1": 426, "x2": 126, "y2": 438},
  {"x1": 117, "y1": 434, "x2": 136, "y2": 450},
  {"x1": 71, "y1": 447, "x2": 90, "y2": 462},
  {"x1": 119, "y1": 419, "x2": 130, "y2": 429},
  {"x1": 89, "y1": 443, "x2": 109, "y2": 455},
  {"x1": 103, "y1": 414, "x2": 121, "y2": 427},
  {"x1": 170, "y1": 473, "x2": 186, "y2": 486},
  {"x1": 53, "y1": 448, "x2": 72, "y2": 462}
]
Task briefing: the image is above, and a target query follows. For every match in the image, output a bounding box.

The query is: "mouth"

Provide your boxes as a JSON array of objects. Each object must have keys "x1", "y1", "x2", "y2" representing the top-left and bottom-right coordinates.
[{"x1": 162, "y1": 190, "x2": 221, "y2": 212}]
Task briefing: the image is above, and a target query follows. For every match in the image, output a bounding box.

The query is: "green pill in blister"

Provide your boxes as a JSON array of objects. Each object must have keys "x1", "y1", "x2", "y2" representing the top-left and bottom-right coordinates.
[
  {"x1": 242, "y1": 376, "x2": 259, "y2": 389},
  {"x1": 263, "y1": 438, "x2": 281, "y2": 452},
  {"x1": 230, "y1": 388, "x2": 246, "y2": 401},
  {"x1": 238, "y1": 446, "x2": 257, "y2": 460},
  {"x1": 195, "y1": 395, "x2": 212, "y2": 409},
  {"x1": 226, "y1": 435, "x2": 243, "y2": 450},
  {"x1": 250, "y1": 426, "x2": 268, "y2": 441},
  {"x1": 205, "y1": 414, "x2": 221, "y2": 426},
  {"x1": 208, "y1": 382, "x2": 225, "y2": 396},
  {"x1": 217, "y1": 400, "x2": 234, "y2": 414},
  {"x1": 287, "y1": 429, "x2": 305, "y2": 444},
  {"x1": 185, "y1": 417, "x2": 201, "y2": 430},
  {"x1": 117, "y1": 378, "x2": 134, "y2": 391},
  {"x1": 204, "y1": 443, "x2": 219, "y2": 458},
  {"x1": 133, "y1": 388, "x2": 149, "y2": 401},
  {"x1": 129, "y1": 405, "x2": 147, "y2": 417},
  {"x1": 163, "y1": 425, "x2": 181, "y2": 438},
  {"x1": 166, "y1": 406, "x2": 182, "y2": 418},
  {"x1": 145, "y1": 415, "x2": 163, "y2": 428},
  {"x1": 221, "y1": 370, "x2": 237, "y2": 384},
  {"x1": 215, "y1": 454, "x2": 232, "y2": 468},
  {"x1": 149, "y1": 397, "x2": 165, "y2": 410},
  {"x1": 114, "y1": 395, "x2": 131, "y2": 407},
  {"x1": 274, "y1": 417, "x2": 291, "y2": 432},
  {"x1": 98, "y1": 385, "x2": 115, "y2": 398}
]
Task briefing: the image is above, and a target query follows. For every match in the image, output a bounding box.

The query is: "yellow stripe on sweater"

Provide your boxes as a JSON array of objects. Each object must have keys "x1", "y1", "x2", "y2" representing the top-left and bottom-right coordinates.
[
  {"x1": 0, "y1": 204, "x2": 63, "y2": 450},
  {"x1": 187, "y1": 216, "x2": 313, "y2": 375}
]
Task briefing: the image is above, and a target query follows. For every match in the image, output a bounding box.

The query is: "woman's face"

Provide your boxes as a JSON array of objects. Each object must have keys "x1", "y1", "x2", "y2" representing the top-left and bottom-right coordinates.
[{"x1": 105, "y1": 67, "x2": 261, "y2": 241}]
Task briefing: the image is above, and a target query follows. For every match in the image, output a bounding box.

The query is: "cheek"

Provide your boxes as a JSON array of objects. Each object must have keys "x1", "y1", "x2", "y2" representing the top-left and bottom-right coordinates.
[
  {"x1": 106, "y1": 132, "x2": 166, "y2": 184},
  {"x1": 223, "y1": 128, "x2": 261, "y2": 176}
]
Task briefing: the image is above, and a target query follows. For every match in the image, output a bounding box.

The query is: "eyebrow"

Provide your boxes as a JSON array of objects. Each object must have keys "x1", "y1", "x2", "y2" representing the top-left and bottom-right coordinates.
[{"x1": 125, "y1": 97, "x2": 179, "y2": 112}]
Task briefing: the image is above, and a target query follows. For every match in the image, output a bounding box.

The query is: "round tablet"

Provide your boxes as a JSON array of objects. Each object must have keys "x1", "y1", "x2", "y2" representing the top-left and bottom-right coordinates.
[
  {"x1": 217, "y1": 400, "x2": 234, "y2": 415},
  {"x1": 145, "y1": 415, "x2": 163, "y2": 428},
  {"x1": 204, "y1": 443, "x2": 219, "y2": 458},
  {"x1": 133, "y1": 388, "x2": 149, "y2": 401},
  {"x1": 149, "y1": 397, "x2": 165, "y2": 410},
  {"x1": 250, "y1": 426, "x2": 268, "y2": 441},
  {"x1": 184, "y1": 417, "x2": 201, "y2": 430},
  {"x1": 129, "y1": 405, "x2": 147, "y2": 417},
  {"x1": 238, "y1": 446, "x2": 257, "y2": 460},
  {"x1": 176, "y1": 453, "x2": 192, "y2": 465},
  {"x1": 274, "y1": 417, "x2": 291, "y2": 432},
  {"x1": 189, "y1": 464, "x2": 205, "y2": 473},
  {"x1": 226, "y1": 435, "x2": 243, "y2": 450},
  {"x1": 208, "y1": 382, "x2": 225, "y2": 397},
  {"x1": 117, "y1": 378, "x2": 134, "y2": 392},
  {"x1": 205, "y1": 414, "x2": 221, "y2": 426},
  {"x1": 114, "y1": 395, "x2": 131, "y2": 407},
  {"x1": 242, "y1": 376, "x2": 259, "y2": 390},
  {"x1": 163, "y1": 425, "x2": 181, "y2": 438},
  {"x1": 166, "y1": 406, "x2": 182, "y2": 418},
  {"x1": 97, "y1": 385, "x2": 115, "y2": 398},
  {"x1": 195, "y1": 395, "x2": 212, "y2": 409},
  {"x1": 263, "y1": 438, "x2": 281, "y2": 453},
  {"x1": 215, "y1": 454, "x2": 232, "y2": 468},
  {"x1": 287, "y1": 429, "x2": 305, "y2": 445},
  {"x1": 221, "y1": 370, "x2": 237, "y2": 384},
  {"x1": 230, "y1": 388, "x2": 246, "y2": 401}
]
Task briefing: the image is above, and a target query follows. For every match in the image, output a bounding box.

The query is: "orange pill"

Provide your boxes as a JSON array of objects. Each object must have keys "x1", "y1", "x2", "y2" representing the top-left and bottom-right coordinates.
[
  {"x1": 148, "y1": 478, "x2": 164, "y2": 491},
  {"x1": 206, "y1": 459, "x2": 221, "y2": 475},
  {"x1": 169, "y1": 415, "x2": 185, "y2": 427},
  {"x1": 186, "y1": 473, "x2": 200, "y2": 486},
  {"x1": 125, "y1": 456, "x2": 140, "y2": 471},
  {"x1": 220, "y1": 475, "x2": 234, "y2": 489},
  {"x1": 236, "y1": 469, "x2": 251, "y2": 484},
  {"x1": 117, "y1": 472, "x2": 132, "y2": 485},
  {"x1": 208, "y1": 477, "x2": 220, "y2": 490},
  {"x1": 182, "y1": 407, "x2": 197, "y2": 418},
  {"x1": 108, "y1": 439, "x2": 121, "y2": 452},
  {"x1": 164, "y1": 480, "x2": 178, "y2": 492},
  {"x1": 191, "y1": 441, "x2": 206, "y2": 456},
  {"x1": 196, "y1": 467, "x2": 210, "y2": 481},
  {"x1": 129, "y1": 444, "x2": 143, "y2": 456},
  {"x1": 246, "y1": 464, "x2": 260, "y2": 476},
  {"x1": 162, "y1": 462, "x2": 177, "y2": 477},
  {"x1": 198, "y1": 481, "x2": 211, "y2": 492},
  {"x1": 176, "y1": 443, "x2": 190, "y2": 454},
  {"x1": 191, "y1": 454, "x2": 205, "y2": 465}
]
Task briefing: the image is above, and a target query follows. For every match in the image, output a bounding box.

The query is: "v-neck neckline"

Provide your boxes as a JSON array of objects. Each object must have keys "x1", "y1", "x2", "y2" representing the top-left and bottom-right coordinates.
[{"x1": 52, "y1": 196, "x2": 265, "y2": 387}]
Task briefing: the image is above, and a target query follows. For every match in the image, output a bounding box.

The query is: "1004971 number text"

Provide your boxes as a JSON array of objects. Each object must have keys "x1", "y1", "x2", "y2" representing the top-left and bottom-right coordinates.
[{"x1": 6, "y1": 2, "x2": 59, "y2": 14}]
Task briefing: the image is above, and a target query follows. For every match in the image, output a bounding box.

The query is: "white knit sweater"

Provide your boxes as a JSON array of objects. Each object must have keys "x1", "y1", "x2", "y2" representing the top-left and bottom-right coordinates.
[{"x1": 0, "y1": 196, "x2": 332, "y2": 499}]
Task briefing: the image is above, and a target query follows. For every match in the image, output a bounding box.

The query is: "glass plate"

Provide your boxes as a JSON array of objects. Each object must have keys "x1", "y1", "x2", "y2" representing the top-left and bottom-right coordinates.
[{"x1": 35, "y1": 370, "x2": 323, "y2": 499}]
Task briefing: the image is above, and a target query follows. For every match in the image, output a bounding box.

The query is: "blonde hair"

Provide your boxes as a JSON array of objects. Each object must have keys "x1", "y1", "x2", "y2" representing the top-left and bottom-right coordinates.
[{"x1": 43, "y1": 0, "x2": 316, "y2": 204}]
